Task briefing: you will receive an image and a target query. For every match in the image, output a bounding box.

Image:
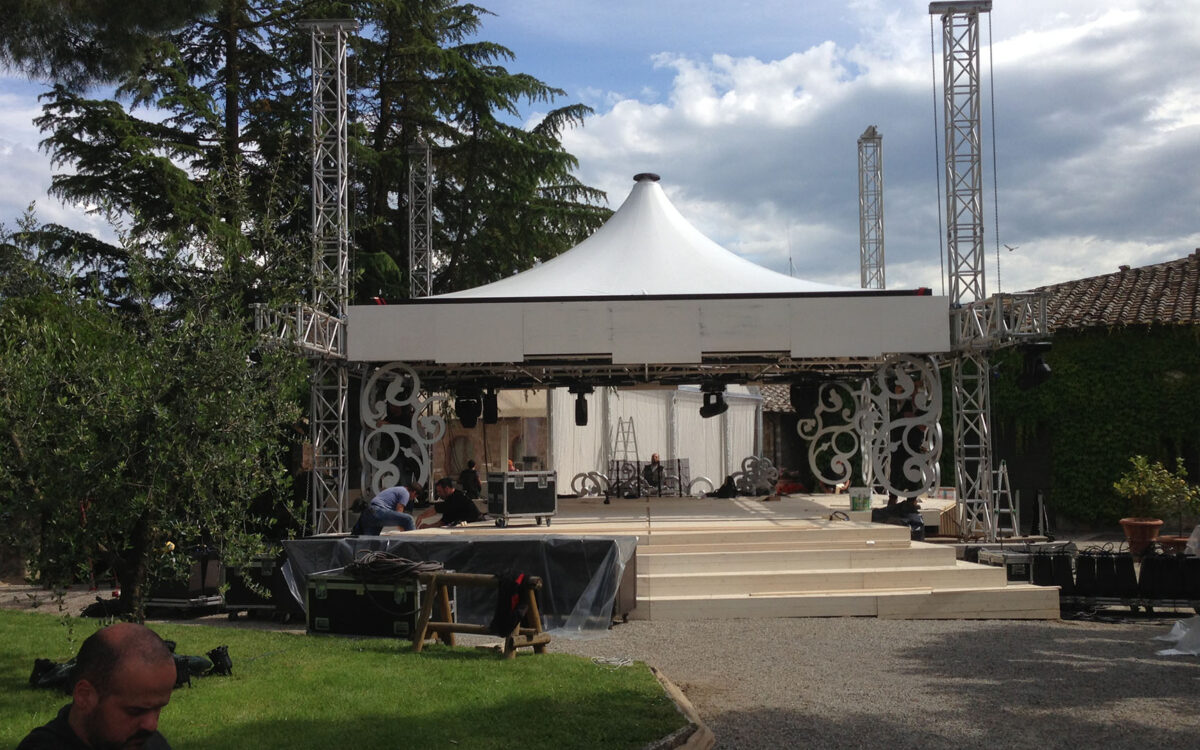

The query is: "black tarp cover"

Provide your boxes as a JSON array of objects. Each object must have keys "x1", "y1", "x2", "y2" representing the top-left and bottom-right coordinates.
[{"x1": 281, "y1": 534, "x2": 637, "y2": 635}]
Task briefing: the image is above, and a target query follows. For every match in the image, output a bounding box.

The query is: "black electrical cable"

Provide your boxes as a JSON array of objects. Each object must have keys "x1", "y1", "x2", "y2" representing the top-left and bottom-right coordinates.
[{"x1": 343, "y1": 550, "x2": 445, "y2": 583}]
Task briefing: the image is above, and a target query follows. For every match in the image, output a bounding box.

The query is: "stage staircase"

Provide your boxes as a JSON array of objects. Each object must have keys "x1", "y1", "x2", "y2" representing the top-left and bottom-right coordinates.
[
  {"x1": 626, "y1": 521, "x2": 1058, "y2": 620},
  {"x1": 444, "y1": 497, "x2": 1061, "y2": 620}
]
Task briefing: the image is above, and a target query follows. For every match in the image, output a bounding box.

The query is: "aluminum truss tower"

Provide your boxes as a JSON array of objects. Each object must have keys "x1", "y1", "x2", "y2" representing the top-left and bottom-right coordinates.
[
  {"x1": 931, "y1": 1, "x2": 997, "y2": 539},
  {"x1": 408, "y1": 142, "x2": 434, "y2": 298},
  {"x1": 935, "y1": 2, "x2": 989, "y2": 305},
  {"x1": 303, "y1": 20, "x2": 355, "y2": 534},
  {"x1": 857, "y1": 125, "x2": 885, "y2": 290},
  {"x1": 930, "y1": 2, "x2": 1051, "y2": 541}
]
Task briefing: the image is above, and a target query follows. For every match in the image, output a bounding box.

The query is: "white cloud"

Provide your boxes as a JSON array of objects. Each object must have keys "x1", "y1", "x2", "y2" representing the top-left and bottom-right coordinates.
[{"x1": 562, "y1": 0, "x2": 1200, "y2": 294}]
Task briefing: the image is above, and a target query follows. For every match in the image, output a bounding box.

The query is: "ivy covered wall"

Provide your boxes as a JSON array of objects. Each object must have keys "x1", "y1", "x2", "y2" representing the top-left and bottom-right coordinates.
[{"x1": 990, "y1": 325, "x2": 1200, "y2": 524}]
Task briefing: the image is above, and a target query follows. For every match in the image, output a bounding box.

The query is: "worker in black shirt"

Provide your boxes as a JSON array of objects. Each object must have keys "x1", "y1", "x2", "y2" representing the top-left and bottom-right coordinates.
[{"x1": 417, "y1": 477, "x2": 484, "y2": 528}]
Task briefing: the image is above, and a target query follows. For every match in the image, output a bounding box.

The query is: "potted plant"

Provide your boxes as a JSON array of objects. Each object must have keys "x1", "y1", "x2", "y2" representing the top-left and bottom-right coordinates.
[{"x1": 1112, "y1": 456, "x2": 1200, "y2": 556}]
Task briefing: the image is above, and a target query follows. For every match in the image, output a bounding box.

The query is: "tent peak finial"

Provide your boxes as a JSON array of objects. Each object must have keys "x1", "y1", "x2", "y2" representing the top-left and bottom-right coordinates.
[{"x1": 633, "y1": 172, "x2": 660, "y2": 183}]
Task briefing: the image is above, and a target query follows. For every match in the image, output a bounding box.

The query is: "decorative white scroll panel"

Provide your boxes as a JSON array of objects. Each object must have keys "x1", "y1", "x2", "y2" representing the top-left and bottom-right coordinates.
[
  {"x1": 359, "y1": 362, "x2": 448, "y2": 498},
  {"x1": 798, "y1": 355, "x2": 942, "y2": 498},
  {"x1": 867, "y1": 355, "x2": 943, "y2": 498},
  {"x1": 797, "y1": 381, "x2": 867, "y2": 490}
]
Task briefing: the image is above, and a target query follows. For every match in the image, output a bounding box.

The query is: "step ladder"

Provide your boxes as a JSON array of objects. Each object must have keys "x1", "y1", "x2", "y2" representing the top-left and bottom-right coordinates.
[
  {"x1": 993, "y1": 460, "x2": 1019, "y2": 538},
  {"x1": 612, "y1": 417, "x2": 639, "y2": 463}
]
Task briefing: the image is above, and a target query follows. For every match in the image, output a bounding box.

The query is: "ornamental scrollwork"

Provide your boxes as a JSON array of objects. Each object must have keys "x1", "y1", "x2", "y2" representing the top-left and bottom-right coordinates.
[
  {"x1": 866, "y1": 354, "x2": 943, "y2": 499},
  {"x1": 731, "y1": 455, "x2": 780, "y2": 495},
  {"x1": 359, "y1": 361, "x2": 448, "y2": 497},
  {"x1": 795, "y1": 355, "x2": 942, "y2": 498},
  {"x1": 798, "y1": 381, "x2": 867, "y2": 490}
]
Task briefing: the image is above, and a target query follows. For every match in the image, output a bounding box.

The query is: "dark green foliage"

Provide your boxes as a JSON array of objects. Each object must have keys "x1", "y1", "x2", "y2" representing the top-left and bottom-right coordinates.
[
  {"x1": 26, "y1": 1, "x2": 610, "y2": 303},
  {"x1": 0, "y1": 0, "x2": 218, "y2": 89},
  {"x1": 345, "y1": 0, "x2": 610, "y2": 299},
  {"x1": 0, "y1": 215, "x2": 308, "y2": 620},
  {"x1": 3, "y1": 1, "x2": 608, "y2": 616},
  {"x1": 991, "y1": 326, "x2": 1200, "y2": 524}
]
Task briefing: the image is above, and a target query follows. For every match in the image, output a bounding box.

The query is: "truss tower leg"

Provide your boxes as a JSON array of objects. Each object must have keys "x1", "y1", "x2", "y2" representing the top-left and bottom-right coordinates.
[
  {"x1": 303, "y1": 20, "x2": 355, "y2": 532},
  {"x1": 311, "y1": 359, "x2": 348, "y2": 534},
  {"x1": 952, "y1": 350, "x2": 994, "y2": 539},
  {"x1": 857, "y1": 126, "x2": 885, "y2": 290},
  {"x1": 932, "y1": 1, "x2": 997, "y2": 540},
  {"x1": 408, "y1": 142, "x2": 434, "y2": 298}
]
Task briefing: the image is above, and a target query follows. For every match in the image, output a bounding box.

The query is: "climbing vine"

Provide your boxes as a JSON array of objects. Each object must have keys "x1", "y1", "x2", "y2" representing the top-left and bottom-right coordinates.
[{"x1": 990, "y1": 326, "x2": 1200, "y2": 524}]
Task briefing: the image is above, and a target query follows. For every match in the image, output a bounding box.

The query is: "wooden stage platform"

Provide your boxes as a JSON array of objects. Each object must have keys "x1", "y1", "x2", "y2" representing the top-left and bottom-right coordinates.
[{"x1": 397, "y1": 493, "x2": 1061, "y2": 621}]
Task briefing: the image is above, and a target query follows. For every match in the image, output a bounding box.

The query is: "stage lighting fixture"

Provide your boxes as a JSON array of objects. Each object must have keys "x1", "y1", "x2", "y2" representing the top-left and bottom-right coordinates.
[
  {"x1": 1017, "y1": 342, "x2": 1052, "y2": 390},
  {"x1": 482, "y1": 389, "x2": 499, "y2": 424},
  {"x1": 456, "y1": 389, "x2": 482, "y2": 428},
  {"x1": 569, "y1": 385, "x2": 594, "y2": 426},
  {"x1": 699, "y1": 384, "x2": 728, "y2": 419}
]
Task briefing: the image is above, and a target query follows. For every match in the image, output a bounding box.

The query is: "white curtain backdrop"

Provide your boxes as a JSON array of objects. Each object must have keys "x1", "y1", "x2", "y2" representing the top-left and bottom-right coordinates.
[{"x1": 550, "y1": 385, "x2": 762, "y2": 490}]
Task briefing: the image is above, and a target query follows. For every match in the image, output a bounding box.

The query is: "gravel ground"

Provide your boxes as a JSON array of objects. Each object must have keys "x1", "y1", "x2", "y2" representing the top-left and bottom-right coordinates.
[
  {"x1": 7, "y1": 584, "x2": 1200, "y2": 749},
  {"x1": 549, "y1": 615, "x2": 1200, "y2": 750}
]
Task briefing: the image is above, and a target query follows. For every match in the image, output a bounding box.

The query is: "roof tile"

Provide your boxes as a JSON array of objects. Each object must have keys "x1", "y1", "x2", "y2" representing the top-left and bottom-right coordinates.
[{"x1": 1029, "y1": 250, "x2": 1200, "y2": 330}]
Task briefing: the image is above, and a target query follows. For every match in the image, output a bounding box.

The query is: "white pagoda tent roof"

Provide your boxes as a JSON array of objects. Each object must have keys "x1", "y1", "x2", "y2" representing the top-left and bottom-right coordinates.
[
  {"x1": 346, "y1": 173, "x2": 950, "y2": 389},
  {"x1": 438, "y1": 173, "x2": 847, "y2": 299}
]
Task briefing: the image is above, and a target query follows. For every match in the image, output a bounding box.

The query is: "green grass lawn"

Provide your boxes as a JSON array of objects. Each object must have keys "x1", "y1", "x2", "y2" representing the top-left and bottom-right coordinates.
[{"x1": 0, "y1": 610, "x2": 685, "y2": 749}]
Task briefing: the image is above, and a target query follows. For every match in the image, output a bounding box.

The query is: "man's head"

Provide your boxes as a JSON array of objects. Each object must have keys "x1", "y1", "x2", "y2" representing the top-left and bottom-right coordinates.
[
  {"x1": 407, "y1": 482, "x2": 424, "y2": 504},
  {"x1": 651, "y1": 453, "x2": 660, "y2": 464},
  {"x1": 435, "y1": 477, "x2": 455, "y2": 498},
  {"x1": 68, "y1": 623, "x2": 176, "y2": 750},
  {"x1": 466, "y1": 460, "x2": 475, "y2": 470}
]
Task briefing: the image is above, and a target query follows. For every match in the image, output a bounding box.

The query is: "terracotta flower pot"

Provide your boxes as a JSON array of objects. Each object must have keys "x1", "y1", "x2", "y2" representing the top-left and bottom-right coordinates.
[
  {"x1": 1157, "y1": 534, "x2": 1190, "y2": 554},
  {"x1": 1119, "y1": 517, "x2": 1163, "y2": 558}
]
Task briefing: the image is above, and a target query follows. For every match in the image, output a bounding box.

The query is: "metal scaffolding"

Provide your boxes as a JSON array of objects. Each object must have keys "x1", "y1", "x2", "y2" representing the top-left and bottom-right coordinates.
[
  {"x1": 934, "y1": 1, "x2": 989, "y2": 307},
  {"x1": 931, "y1": 1, "x2": 997, "y2": 539},
  {"x1": 303, "y1": 19, "x2": 355, "y2": 534},
  {"x1": 408, "y1": 141, "x2": 434, "y2": 299},
  {"x1": 857, "y1": 125, "x2": 885, "y2": 290}
]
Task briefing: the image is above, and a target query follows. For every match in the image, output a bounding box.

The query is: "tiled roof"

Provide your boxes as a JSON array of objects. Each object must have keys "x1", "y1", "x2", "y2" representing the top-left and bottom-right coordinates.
[
  {"x1": 1030, "y1": 250, "x2": 1200, "y2": 330},
  {"x1": 760, "y1": 384, "x2": 792, "y2": 413}
]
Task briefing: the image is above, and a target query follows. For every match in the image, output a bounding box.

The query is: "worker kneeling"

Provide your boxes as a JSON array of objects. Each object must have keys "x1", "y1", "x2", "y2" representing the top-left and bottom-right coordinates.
[{"x1": 352, "y1": 483, "x2": 422, "y2": 535}]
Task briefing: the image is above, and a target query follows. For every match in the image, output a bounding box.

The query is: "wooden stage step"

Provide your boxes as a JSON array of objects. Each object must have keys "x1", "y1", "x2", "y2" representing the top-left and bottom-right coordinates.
[
  {"x1": 640, "y1": 561, "x2": 1007, "y2": 597},
  {"x1": 634, "y1": 584, "x2": 1060, "y2": 620},
  {"x1": 638, "y1": 544, "x2": 958, "y2": 575},
  {"x1": 612, "y1": 518, "x2": 1060, "y2": 621}
]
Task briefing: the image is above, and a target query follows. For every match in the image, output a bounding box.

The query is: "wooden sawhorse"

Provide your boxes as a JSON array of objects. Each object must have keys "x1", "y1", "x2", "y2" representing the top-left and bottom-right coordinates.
[{"x1": 412, "y1": 572, "x2": 551, "y2": 659}]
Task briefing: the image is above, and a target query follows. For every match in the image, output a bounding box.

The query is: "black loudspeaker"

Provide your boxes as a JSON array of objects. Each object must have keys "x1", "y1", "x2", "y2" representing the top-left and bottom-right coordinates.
[
  {"x1": 1184, "y1": 556, "x2": 1200, "y2": 600},
  {"x1": 1113, "y1": 553, "x2": 1139, "y2": 599},
  {"x1": 1139, "y1": 550, "x2": 1186, "y2": 600},
  {"x1": 1052, "y1": 552, "x2": 1076, "y2": 595},
  {"x1": 1074, "y1": 551, "x2": 1098, "y2": 597},
  {"x1": 1032, "y1": 551, "x2": 1054, "y2": 587}
]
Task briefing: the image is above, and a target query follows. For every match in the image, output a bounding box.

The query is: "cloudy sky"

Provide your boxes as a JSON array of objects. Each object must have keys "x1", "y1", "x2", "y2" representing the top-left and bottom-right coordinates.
[{"x1": 2, "y1": 0, "x2": 1197, "y2": 294}]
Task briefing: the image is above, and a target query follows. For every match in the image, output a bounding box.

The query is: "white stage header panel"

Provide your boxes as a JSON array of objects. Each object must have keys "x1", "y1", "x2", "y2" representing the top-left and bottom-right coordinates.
[{"x1": 347, "y1": 293, "x2": 950, "y2": 364}]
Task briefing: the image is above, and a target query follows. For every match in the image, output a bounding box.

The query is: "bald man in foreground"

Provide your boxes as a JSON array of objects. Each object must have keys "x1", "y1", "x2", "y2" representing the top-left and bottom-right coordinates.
[{"x1": 19, "y1": 622, "x2": 176, "y2": 750}]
